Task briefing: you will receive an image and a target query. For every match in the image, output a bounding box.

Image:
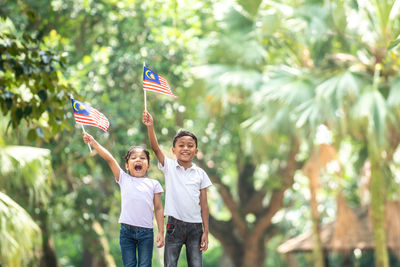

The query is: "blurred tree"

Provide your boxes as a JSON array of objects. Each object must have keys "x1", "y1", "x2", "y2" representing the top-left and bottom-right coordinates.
[
  {"x1": 0, "y1": 143, "x2": 55, "y2": 266},
  {"x1": 190, "y1": 1, "x2": 305, "y2": 266},
  {"x1": 2, "y1": 0, "x2": 216, "y2": 265},
  {"x1": 244, "y1": 1, "x2": 400, "y2": 267},
  {"x1": 0, "y1": 11, "x2": 75, "y2": 142}
]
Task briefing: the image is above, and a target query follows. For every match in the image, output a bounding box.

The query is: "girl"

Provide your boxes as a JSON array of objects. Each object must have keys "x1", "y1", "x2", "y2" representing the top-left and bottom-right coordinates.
[{"x1": 83, "y1": 132, "x2": 164, "y2": 267}]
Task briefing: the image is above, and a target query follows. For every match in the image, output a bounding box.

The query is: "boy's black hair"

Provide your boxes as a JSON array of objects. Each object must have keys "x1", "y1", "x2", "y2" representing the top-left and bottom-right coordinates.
[
  {"x1": 124, "y1": 146, "x2": 150, "y2": 164},
  {"x1": 173, "y1": 130, "x2": 198, "y2": 147}
]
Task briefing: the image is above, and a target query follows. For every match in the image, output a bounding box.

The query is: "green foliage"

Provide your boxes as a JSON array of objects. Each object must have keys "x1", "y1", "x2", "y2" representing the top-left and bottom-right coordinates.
[
  {"x1": 4, "y1": 0, "x2": 400, "y2": 266},
  {"x1": 0, "y1": 16, "x2": 75, "y2": 142},
  {"x1": 0, "y1": 146, "x2": 52, "y2": 206},
  {"x1": 0, "y1": 145, "x2": 54, "y2": 266},
  {"x1": 0, "y1": 192, "x2": 42, "y2": 267}
]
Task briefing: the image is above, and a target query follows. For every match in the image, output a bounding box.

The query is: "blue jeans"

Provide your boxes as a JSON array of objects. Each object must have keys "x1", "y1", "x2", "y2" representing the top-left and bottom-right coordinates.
[
  {"x1": 119, "y1": 223, "x2": 154, "y2": 267},
  {"x1": 164, "y1": 216, "x2": 203, "y2": 267}
]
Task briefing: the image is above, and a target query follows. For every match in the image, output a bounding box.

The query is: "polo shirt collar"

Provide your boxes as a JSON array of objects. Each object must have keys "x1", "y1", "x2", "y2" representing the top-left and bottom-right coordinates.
[{"x1": 174, "y1": 159, "x2": 196, "y2": 170}]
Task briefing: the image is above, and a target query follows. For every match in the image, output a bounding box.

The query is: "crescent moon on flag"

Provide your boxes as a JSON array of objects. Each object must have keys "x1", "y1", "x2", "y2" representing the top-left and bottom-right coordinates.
[
  {"x1": 73, "y1": 101, "x2": 80, "y2": 112},
  {"x1": 145, "y1": 70, "x2": 155, "y2": 80},
  {"x1": 73, "y1": 101, "x2": 86, "y2": 112}
]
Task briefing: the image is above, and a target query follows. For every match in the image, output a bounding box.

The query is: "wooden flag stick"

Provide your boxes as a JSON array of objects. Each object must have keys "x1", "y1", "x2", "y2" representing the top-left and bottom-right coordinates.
[{"x1": 81, "y1": 124, "x2": 92, "y2": 152}]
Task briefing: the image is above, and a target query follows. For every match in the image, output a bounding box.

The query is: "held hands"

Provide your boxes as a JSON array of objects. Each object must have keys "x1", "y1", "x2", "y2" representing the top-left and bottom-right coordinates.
[
  {"x1": 200, "y1": 232, "x2": 209, "y2": 251},
  {"x1": 156, "y1": 232, "x2": 164, "y2": 248},
  {"x1": 142, "y1": 110, "x2": 154, "y2": 127}
]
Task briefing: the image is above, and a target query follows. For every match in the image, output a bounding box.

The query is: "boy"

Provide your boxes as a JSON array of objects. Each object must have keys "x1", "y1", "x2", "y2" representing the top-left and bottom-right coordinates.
[{"x1": 142, "y1": 110, "x2": 212, "y2": 267}]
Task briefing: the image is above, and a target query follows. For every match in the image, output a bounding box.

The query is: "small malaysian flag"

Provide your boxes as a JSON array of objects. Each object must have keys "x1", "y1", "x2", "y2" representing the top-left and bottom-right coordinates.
[
  {"x1": 143, "y1": 66, "x2": 177, "y2": 97},
  {"x1": 71, "y1": 99, "x2": 110, "y2": 132}
]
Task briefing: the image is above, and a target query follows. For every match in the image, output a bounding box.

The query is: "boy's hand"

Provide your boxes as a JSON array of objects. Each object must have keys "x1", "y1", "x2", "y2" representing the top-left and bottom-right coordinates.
[
  {"x1": 156, "y1": 232, "x2": 164, "y2": 248},
  {"x1": 142, "y1": 110, "x2": 154, "y2": 127},
  {"x1": 83, "y1": 132, "x2": 94, "y2": 146},
  {"x1": 200, "y1": 232, "x2": 209, "y2": 251}
]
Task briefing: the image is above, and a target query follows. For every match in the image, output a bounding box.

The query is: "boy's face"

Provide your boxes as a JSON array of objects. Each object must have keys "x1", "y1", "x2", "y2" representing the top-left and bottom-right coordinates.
[
  {"x1": 172, "y1": 136, "x2": 198, "y2": 163},
  {"x1": 125, "y1": 148, "x2": 149, "y2": 177}
]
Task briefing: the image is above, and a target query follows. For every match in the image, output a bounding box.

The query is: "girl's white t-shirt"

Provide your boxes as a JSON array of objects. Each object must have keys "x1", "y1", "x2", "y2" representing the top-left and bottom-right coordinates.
[{"x1": 116, "y1": 170, "x2": 163, "y2": 228}]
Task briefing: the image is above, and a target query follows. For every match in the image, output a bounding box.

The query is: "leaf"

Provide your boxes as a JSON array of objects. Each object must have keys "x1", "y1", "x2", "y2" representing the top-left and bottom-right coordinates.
[
  {"x1": 37, "y1": 90, "x2": 47, "y2": 102},
  {"x1": 8, "y1": 41, "x2": 19, "y2": 56},
  {"x1": 27, "y1": 129, "x2": 37, "y2": 142},
  {"x1": 24, "y1": 105, "x2": 33, "y2": 117},
  {"x1": 388, "y1": 38, "x2": 400, "y2": 50},
  {"x1": 15, "y1": 108, "x2": 23, "y2": 122}
]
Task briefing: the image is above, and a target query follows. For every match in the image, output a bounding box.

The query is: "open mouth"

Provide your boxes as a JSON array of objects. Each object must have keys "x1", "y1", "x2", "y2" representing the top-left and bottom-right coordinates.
[{"x1": 134, "y1": 164, "x2": 143, "y2": 171}]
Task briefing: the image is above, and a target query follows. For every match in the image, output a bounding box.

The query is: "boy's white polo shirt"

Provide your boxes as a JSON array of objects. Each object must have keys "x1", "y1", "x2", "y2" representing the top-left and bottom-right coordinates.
[{"x1": 159, "y1": 156, "x2": 212, "y2": 223}]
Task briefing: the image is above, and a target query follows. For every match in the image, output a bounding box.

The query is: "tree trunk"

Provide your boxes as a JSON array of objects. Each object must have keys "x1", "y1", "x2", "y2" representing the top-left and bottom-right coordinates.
[
  {"x1": 82, "y1": 220, "x2": 116, "y2": 267},
  {"x1": 36, "y1": 209, "x2": 59, "y2": 267},
  {"x1": 369, "y1": 155, "x2": 389, "y2": 267},
  {"x1": 303, "y1": 144, "x2": 338, "y2": 267},
  {"x1": 206, "y1": 138, "x2": 300, "y2": 267},
  {"x1": 40, "y1": 234, "x2": 59, "y2": 267},
  {"x1": 242, "y1": 235, "x2": 266, "y2": 267},
  {"x1": 310, "y1": 185, "x2": 326, "y2": 267}
]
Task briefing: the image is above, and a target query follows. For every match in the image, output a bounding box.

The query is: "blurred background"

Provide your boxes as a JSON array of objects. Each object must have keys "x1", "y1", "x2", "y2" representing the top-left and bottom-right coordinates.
[{"x1": 2, "y1": 0, "x2": 400, "y2": 266}]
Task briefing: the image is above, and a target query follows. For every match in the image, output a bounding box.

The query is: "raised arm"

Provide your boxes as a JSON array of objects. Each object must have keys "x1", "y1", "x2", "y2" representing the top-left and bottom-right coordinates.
[
  {"x1": 83, "y1": 132, "x2": 121, "y2": 180},
  {"x1": 142, "y1": 110, "x2": 165, "y2": 166}
]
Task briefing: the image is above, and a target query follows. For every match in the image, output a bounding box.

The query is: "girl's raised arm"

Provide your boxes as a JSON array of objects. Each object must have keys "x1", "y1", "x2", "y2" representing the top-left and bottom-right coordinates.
[{"x1": 83, "y1": 132, "x2": 121, "y2": 180}]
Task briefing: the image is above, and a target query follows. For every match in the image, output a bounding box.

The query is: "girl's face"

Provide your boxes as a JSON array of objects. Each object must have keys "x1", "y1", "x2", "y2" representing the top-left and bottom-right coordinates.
[{"x1": 125, "y1": 148, "x2": 149, "y2": 177}]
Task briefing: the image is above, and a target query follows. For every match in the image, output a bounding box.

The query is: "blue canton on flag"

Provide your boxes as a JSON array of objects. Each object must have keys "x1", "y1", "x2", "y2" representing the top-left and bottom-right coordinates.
[{"x1": 143, "y1": 67, "x2": 161, "y2": 84}]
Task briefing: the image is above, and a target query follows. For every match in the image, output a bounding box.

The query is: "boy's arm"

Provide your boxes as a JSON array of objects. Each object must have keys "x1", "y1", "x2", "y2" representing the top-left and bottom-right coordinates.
[
  {"x1": 200, "y1": 188, "x2": 209, "y2": 251},
  {"x1": 142, "y1": 110, "x2": 165, "y2": 166},
  {"x1": 83, "y1": 132, "x2": 121, "y2": 180},
  {"x1": 153, "y1": 193, "x2": 165, "y2": 248}
]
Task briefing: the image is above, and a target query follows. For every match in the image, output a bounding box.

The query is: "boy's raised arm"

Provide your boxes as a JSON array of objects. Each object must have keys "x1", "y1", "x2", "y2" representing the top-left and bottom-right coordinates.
[
  {"x1": 142, "y1": 110, "x2": 165, "y2": 166},
  {"x1": 83, "y1": 132, "x2": 121, "y2": 180}
]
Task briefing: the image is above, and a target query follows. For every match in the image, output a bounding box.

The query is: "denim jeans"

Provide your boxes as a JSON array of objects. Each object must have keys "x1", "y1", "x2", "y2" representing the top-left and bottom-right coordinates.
[
  {"x1": 120, "y1": 223, "x2": 154, "y2": 267},
  {"x1": 164, "y1": 216, "x2": 203, "y2": 267}
]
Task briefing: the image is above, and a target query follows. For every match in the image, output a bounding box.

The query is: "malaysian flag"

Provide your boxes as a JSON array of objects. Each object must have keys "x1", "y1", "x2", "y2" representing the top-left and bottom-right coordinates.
[
  {"x1": 143, "y1": 66, "x2": 177, "y2": 97},
  {"x1": 71, "y1": 99, "x2": 110, "y2": 131}
]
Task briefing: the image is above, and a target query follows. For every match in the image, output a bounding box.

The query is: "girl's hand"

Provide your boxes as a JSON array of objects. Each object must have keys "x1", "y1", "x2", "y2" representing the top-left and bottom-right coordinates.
[
  {"x1": 83, "y1": 132, "x2": 94, "y2": 145},
  {"x1": 142, "y1": 110, "x2": 154, "y2": 127},
  {"x1": 156, "y1": 232, "x2": 164, "y2": 248}
]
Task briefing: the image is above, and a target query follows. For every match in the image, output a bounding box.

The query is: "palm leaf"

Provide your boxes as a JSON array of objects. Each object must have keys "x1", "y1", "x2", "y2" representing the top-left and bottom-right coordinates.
[
  {"x1": 0, "y1": 146, "x2": 52, "y2": 206},
  {"x1": 350, "y1": 89, "x2": 388, "y2": 147},
  {"x1": 0, "y1": 191, "x2": 41, "y2": 267}
]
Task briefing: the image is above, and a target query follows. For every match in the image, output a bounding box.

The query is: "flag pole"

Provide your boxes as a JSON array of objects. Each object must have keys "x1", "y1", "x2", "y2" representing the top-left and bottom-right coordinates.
[
  {"x1": 81, "y1": 124, "x2": 92, "y2": 152},
  {"x1": 143, "y1": 62, "x2": 147, "y2": 111}
]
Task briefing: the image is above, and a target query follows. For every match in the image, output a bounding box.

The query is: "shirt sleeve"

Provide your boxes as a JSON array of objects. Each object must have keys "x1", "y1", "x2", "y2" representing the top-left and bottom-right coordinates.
[
  {"x1": 154, "y1": 181, "x2": 164, "y2": 194},
  {"x1": 115, "y1": 168, "x2": 125, "y2": 185},
  {"x1": 200, "y1": 170, "x2": 212, "y2": 189},
  {"x1": 158, "y1": 156, "x2": 170, "y2": 172}
]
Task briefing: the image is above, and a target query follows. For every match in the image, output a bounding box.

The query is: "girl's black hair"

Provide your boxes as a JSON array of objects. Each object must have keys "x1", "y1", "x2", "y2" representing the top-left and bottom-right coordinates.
[
  {"x1": 124, "y1": 146, "x2": 150, "y2": 164},
  {"x1": 173, "y1": 130, "x2": 198, "y2": 147}
]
